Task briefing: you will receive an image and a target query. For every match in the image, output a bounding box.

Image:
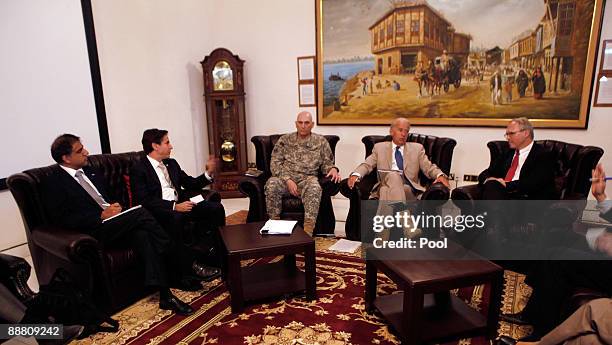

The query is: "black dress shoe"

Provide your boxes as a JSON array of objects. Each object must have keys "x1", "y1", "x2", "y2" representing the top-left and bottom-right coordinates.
[
  {"x1": 159, "y1": 294, "x2": 194, "y2": 316},
  {"x1": 500, "y1": 311, "x2": 531, "y2": 325},
  {"x1": 494, "y1": 335, "x2": 517, "y2": 345},
  {"x1": 191, "y1": 262, "x2": 220, "y2": 282}
]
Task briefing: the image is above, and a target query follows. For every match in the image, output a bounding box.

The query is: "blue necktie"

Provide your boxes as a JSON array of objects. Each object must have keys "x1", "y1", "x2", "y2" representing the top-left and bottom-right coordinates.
[{"x1": 395, "y1": 146, "x2": 403, "y2": 171}]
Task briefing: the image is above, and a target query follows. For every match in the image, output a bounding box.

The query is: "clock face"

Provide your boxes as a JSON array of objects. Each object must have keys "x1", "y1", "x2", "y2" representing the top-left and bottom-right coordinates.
[{"x1": 213, "y1": 60, "x2": 234, "y2": 91}]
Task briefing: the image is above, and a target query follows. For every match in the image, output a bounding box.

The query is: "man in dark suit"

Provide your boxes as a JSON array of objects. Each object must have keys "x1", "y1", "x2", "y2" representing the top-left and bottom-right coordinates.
[
  {"x1": 479, "y1": 117, "x2": 557, "y2": 201},
  {"x1": 41, "y1": 134, "x2": 194, "y2": 315},
  {"x1": 130, "y1": 129, "x2": 225, "y2": 274},
  {"x1": 501, "y1": 164, "x2": 612, "y2": 341}
]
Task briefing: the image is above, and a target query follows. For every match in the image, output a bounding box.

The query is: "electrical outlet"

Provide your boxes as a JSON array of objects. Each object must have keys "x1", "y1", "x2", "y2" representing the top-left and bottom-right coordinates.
[{"x1": 463, "y1": 174, "x2": 478, "y2": 182}]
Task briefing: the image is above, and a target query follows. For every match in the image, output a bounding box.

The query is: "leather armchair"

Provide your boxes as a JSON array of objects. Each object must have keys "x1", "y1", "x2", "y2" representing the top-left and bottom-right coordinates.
[
  {"x1": 451, "y1": 140, "x2": 604, "y2": 209},
  {"x1": 7, "y1": 151, "x2": 220, "y2": 313},
  {"x1": 238, "y1": 134, "x2": 340, "y2": 236},
  {"x1": 339, "y1": 134, "x2": 457, "y2": 241}
]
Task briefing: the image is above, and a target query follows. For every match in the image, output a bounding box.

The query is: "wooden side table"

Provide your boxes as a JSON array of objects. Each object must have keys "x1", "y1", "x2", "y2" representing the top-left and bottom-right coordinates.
[
  {"x1": 220, "y1": 221, "x2": 316, "y2": 313},
  {"x1": 365, "y1": 245, "x2": 503, "y2": 344}
]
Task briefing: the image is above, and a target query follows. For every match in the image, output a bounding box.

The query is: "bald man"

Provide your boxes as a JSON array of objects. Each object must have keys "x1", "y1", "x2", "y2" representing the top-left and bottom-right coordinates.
[
  {"x1": 348, "y1": 117, "x2": 449, "y2": 201},
  {"x1": 264, "y1": 111, "x2": 341, "y2": 235}
]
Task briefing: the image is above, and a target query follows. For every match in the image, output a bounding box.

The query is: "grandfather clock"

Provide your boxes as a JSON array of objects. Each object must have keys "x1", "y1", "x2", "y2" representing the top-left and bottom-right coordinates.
[{"x1": 201, "y1": 48, "x2": 247, "y2": 198}]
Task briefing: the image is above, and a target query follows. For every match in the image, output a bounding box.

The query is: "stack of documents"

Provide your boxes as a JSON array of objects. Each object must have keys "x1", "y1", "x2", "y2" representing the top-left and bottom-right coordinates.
[
  {"x1": 328, "y1": 239, "x2": 361, "y2": 253},
  {"x1": 259, "y1": 220, "x2": 298, "y2": 235}
]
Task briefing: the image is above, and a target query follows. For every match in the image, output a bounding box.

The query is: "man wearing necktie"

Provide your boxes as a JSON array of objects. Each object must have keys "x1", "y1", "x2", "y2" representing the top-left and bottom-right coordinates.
[
  {"x1": 347, "y1": 117, "x2": 449, "y2": 201},
  {"x1": 130, "y1": 129, "x2": 224, "y2": 285},
  {"x1": 41, "y1": 134, "x2": 194, "y2": 316},
  {"x1": 478, "y1": 117, "x2": 557, "y2": 200}
]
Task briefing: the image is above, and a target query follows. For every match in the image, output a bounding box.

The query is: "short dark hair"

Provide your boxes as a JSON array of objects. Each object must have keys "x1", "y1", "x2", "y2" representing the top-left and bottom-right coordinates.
[
  {"x1": 51, "y1": 134, "x2": 80, "y2": 164},
  {"x1": 142, "y1": 128, "x2": 168, "y2": 154}
]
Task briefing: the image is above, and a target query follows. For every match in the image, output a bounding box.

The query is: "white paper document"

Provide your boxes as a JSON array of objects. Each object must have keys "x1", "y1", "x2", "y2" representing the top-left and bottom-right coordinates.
[
  {"x1": 102, "y1": 205, "x2": 142, "y2": 223},
  {"x1": 328, "y1": 239, "x2": 362, "y2": 253},
  {"x1": 189, "y1": 194, "x2": 205, "y2": 204},
  {"x1": 260, "y1": 220, "x2": 298, "y2": 235}
]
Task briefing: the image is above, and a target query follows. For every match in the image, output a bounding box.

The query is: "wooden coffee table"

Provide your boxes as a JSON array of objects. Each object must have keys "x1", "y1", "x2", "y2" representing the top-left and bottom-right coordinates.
[
  {"x1": 365, "y1": 243, "x2": 503, "y2": 344},
  {"x1": 219, "y1": 221, "x2": 316, "y2": 313}
]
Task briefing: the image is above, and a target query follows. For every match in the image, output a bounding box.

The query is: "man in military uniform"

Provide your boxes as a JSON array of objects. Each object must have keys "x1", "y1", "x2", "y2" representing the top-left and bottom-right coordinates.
[{"x1": 264, "y1": 111, "x2": 341, "y2": 235}]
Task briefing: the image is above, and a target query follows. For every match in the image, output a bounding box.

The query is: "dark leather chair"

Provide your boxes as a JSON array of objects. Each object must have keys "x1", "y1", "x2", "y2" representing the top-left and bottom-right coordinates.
[
  {"x1": 451, "y1": 140, "x2": 604, "y2": 207},
  {"x1": 339, "y1": 133, "x2": 457, "y2": 241},
  {"x1": 238, "y1": 134, "x2": 340, "y2": 236},
  {"x1": 7, "y1": 152, "x2": 220, "y2": 313},
  {"x1": 0, "y1": 253, "x2": 35, "y2": 305}
]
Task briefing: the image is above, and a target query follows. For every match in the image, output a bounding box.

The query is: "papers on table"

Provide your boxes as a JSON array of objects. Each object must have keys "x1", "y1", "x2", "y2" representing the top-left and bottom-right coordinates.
[
  {"x1": 189, "y1": 194, "x2": 205, "y2": 204},
  {"x1": 102, "y1": 205, "x2": 142, "y2": 223},
  {"x1": 328, "y1": 239, "x2": 361, "y2": 253},
  {"x1": 260, "y1": 220, "x2": 297, "y2": 235}
]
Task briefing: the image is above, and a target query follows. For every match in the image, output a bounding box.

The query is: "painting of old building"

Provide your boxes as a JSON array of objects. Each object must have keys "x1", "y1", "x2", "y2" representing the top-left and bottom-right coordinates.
[{"x1": 316, "y1": 0, "x2": 604, "y2": 127}]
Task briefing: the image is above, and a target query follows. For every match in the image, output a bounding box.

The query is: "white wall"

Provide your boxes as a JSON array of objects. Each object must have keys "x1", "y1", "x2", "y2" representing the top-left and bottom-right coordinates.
[
  {"x1": 0, "y1": 0, "x2": 102, "y2": 251},
  {"x1": 92, "y1": 0, "x2": 216, "y2": 175},
  {"x1": 208, "y1": 0, "x2": 612, "y2": 185},
  {"x1": 2, "y1": 0, "x2": 611, "y2": 252}
]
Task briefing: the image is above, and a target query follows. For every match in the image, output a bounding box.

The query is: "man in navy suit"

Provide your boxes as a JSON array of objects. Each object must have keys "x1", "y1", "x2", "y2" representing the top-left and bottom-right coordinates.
[
  {"x1": 129, "y1": 129, "x2": 225, "y2": 275},
  {"x1": 41, "y1": 134, "x2": 194, "y2": 315}
]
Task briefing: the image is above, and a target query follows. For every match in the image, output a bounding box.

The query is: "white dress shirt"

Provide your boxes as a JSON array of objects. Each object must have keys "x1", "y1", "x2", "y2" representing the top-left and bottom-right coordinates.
[
  {"x1": 60, "y1": 165, "x2": 106, "y2": 204},
  {"x1": 512, "y1": 141, "x2": 533, "y2": 181},
  {"x1": 147, "y1": 155, "x2": 178, "y2": 202}
]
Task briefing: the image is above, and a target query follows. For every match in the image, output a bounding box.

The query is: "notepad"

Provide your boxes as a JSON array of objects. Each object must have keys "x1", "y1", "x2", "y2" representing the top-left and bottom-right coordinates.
[
  {"x1": 328, "y1": 239, "x2": 361, "y2": 253},
  {"x1": 102, "y1": 205, "x2": 142, "y2": 223},
  {"x1": 189, "y1": 194, "x2": 205, "y2": 204},
  {"x1": 259, "y1": 220, "x2": 297, "y2": 235}
]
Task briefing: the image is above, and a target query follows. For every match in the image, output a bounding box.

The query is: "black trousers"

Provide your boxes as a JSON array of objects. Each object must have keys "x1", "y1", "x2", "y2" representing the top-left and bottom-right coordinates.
[
  {"x1": 152, "y1": 200, "x2": 226, "y2": 270},
  {"x1": 91, "y1": 207, "x2": 171, "y2": 287},
  {"x1": 523, "y1": 259, "x2": 612, "y2": 336}
]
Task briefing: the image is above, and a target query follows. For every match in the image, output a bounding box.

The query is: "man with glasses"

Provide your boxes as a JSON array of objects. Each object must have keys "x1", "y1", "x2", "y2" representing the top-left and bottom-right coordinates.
[{"x1": 479, "y1": 117, "x2": 557, "y2": 200}]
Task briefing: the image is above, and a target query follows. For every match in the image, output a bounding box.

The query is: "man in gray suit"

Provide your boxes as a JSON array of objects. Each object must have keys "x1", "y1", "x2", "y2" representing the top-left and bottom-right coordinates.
[{"x1": 347, "y1": 117, "x2": 449, "y2": 200}]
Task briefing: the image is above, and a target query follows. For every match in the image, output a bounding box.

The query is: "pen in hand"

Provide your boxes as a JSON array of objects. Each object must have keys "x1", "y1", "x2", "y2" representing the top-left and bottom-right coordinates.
[{"x1": 589, "y1": 177, "x2": 612, "y2": 182}]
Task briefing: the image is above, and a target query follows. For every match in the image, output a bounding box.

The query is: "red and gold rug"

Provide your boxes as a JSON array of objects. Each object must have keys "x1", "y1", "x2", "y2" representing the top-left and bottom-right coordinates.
[{"x1": 73, "y1": 211, "x2": 532, "y2": 345}]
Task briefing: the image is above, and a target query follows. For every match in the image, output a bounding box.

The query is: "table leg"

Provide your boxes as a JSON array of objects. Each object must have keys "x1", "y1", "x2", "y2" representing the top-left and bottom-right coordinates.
[
  {"x1": 402, "y1": 286, "x2": 424, "y2": 345},
  {"x1": 304, "y1": 242, "x2": 316, "y2": 300},
  {"x1": 487, "y1": 270, "x2": 504, "y2": 341},
  {"x1": 365, "y1": 260, "x2": 377, "y2": 313},
  {"x1": 227, "y1": 253, "x2": 244, "y2": 313},
  {"x1": 284, "y1": 253, "x2": 296, "y2": 273}
]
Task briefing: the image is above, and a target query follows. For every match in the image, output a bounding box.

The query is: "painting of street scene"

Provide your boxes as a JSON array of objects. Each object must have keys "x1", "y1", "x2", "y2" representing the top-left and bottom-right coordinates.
[{"x1": 316, "y1": 0, "x2": 603, "y2": 127}]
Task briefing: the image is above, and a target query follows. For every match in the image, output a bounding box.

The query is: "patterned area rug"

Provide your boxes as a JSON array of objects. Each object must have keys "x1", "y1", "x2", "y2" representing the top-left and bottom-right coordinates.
[{"x1": 73, "y1": 211, "x2": 532, "y2": 345}]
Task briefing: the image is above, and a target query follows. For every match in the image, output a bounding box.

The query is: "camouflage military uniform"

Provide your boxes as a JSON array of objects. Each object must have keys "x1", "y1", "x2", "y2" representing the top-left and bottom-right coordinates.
[{"x1": 264, "y1": 132, "x2": 337, "y2": 225}]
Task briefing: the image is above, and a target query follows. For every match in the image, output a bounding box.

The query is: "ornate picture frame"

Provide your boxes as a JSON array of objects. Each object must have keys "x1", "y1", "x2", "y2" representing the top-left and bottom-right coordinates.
[{"x1": 316, "y1": 0, "x2": 605, "y2": 128}]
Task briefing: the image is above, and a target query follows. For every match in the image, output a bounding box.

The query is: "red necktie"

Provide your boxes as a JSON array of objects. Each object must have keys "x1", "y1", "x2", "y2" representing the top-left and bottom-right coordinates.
[{"x1": 504, "y1": 150, "x2": 520, "y2": 182}]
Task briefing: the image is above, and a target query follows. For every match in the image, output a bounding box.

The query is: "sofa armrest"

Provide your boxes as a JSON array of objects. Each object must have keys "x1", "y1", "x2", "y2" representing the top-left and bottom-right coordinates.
[
  {"x1": 339, "y1": 178, "x2": 359, "y2": 199},
  {"x1": 450, "y1": 184, "x2": 481, "y2": 214},
  {"x1": 200, "y1": 189, "x2": 221, "y2": 202},
  {"x1": 319, "y1": 176, "x2": 340, "y2": 197},
  {"x1": 421, "y1": 182, "x2": 450, "y2": 201},
  {"x1": 0, "y1": 253, "x2": 35, "y2": 302},
  {"x1": 238, "y1": 175, "x2": 267, "y2": 222},
  {"x1": 31, "y1": 226, "x2": 100, "y2": 264},
  {"x1": 451, "y1": 184, "x2": 481, "y2": 201}
]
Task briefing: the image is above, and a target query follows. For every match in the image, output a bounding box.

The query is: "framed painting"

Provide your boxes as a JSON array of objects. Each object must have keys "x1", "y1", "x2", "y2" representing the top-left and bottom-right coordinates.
[{"x1": 316, "y1": 0, "x2": 605, "y2": 128}]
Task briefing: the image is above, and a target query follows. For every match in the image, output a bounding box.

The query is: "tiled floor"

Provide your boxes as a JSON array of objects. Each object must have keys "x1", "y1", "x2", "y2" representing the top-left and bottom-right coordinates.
[{"x1": 1, "y1": 195, "x2": 351, "y2": 292}]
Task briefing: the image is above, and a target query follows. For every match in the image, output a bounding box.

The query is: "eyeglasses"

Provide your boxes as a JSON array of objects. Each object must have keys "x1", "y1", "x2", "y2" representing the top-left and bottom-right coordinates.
[{"x1": 504, "y1": 129, "x2": 525, "y2": 138}]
